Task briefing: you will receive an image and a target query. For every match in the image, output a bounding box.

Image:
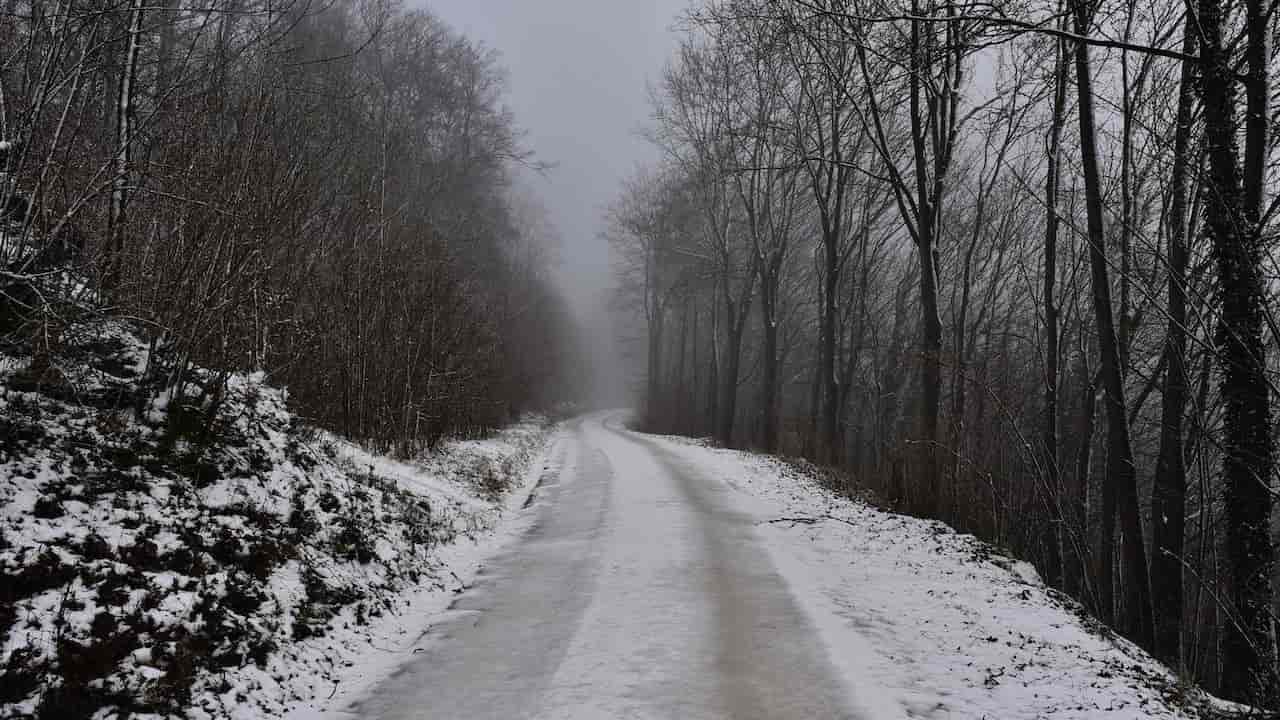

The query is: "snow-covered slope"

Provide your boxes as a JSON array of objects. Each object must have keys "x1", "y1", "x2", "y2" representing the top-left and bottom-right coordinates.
[
  {"x1": 641, "y1": 430, "x2": 1239, "y2": 720},
  {"x1": 0, "y1": 319, "x2": 555, "y2": 719}
]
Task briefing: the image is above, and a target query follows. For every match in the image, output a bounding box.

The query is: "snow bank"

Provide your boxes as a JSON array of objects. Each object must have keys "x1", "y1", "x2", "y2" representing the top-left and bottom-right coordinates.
[
  {"x1": 641, "y1": 432, "x2": 1239, "y2": 720},
  {"x1": 0, "y1": 319, "x2": 555, "y2": 719}
]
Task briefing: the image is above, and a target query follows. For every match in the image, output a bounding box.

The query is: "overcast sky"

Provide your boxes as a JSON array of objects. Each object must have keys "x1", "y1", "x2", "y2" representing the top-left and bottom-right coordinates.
[{"x1": 423, "y1": 0, "x2": 689, "y2": 404}]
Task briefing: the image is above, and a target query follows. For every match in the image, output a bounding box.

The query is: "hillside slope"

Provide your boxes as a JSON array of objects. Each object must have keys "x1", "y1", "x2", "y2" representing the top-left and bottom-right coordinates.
[{"x1": 0, "y1": 319, "x2": 554, "y2": 719}]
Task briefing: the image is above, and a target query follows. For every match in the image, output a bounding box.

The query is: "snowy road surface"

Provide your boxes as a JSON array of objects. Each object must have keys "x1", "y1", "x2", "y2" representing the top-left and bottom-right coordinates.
[
  {"x1": 335, "y1": 411, "x2": 1214, "y2": 720},
  {"x1": 352, "y1": 412, "x2": 864, "y2": 720}
]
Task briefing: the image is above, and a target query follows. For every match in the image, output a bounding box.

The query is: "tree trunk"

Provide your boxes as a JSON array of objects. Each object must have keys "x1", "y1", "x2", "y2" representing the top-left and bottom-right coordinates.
[
  {"x1": 1149, "y1": 19, "x2": 1195, "y2": 670},
  {"x1": 1200, "y1": 0, "x2": 1277, "y2": 700},
  {"x1": 690, "y1": 302, "x2": 700, "y2": 436},
  {"x1": 107, "y1": 0, "x2": 144, "y2": 289},
  {"x1": 916, "y1": 234, "x2": 944, "y2": 518},
  {"x1": 881, "y1": 277, "x2": 912, "y2": 504},
  {"x1": 1071, "y1": 0, "x2": 1154, "y2": 650},
  {"x1": 677, "y1": 297, "x2": 690, "y2": 435},
  {"x1": 820, "y1": 238, "x2": 840, "y2": 463},
  {"x1": 717, "y1": 289, "x2": 751, "y2": 448},
  {"x1": 1070, "y1": 358, "x2": 1099, "y2": 606},
  {"x1": 907, "y1": 1, "x2": 945, "y2": 518},
  {"x1": 719, "y1": 323, "x2": 742, "y2": 447},
  {"x1": 760, "y1": 269, "x2": 780, "y2": 453},
  {"x1": 707, "y1": 286, "x2": 720, "y2": 438},
  {"x1": 806, "y1": 348, "x2": 821, "y2": 460},
  {"x1": 646, "y1": 304, "x2": 664, "y2": 429},
  {"x1": 1041, "y1": 32, "x2": 1068, "y2": 591}
]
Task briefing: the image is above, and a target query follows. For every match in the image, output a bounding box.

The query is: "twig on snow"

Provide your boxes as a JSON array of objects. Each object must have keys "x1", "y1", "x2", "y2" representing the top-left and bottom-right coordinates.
[
  {"x1": 762, "y1": 514, "x2": 860, "y2": 529},
  {"x1": 765, "y1": 516, "x2": 821, "y2": 525}
]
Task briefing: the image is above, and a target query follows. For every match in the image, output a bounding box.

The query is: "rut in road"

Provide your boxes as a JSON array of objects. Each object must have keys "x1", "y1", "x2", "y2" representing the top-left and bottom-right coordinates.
[{"x1": 351, "y1": 413, "x2": 863, "y2": 720}]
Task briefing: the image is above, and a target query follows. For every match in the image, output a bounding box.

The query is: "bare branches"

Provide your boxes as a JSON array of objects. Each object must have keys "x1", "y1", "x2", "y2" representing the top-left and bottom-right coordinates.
[
  {"x1": 615, "y1": 0, "x2": 1280, "y2": 701},
  {"x1": 776, "y1": 0, "x2": 1200, "y2": 64}
]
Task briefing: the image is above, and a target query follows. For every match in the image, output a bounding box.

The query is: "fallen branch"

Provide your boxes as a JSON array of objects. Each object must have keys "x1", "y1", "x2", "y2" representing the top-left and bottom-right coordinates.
[
  {"x1": 762, "y1": 514, "x2": 860, "y2": 529},
  {"x1": 765, "y1": 516, "x2": 821, "y2": 525}
]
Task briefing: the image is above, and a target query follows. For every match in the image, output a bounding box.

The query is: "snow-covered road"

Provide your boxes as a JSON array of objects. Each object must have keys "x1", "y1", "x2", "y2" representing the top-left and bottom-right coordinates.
[
  {"x1": 336, "y1": 411, "x2": 1223, "y2": 720},
  {"x1": 352, "y1": 412, "x2": 864, "y2": 720}
]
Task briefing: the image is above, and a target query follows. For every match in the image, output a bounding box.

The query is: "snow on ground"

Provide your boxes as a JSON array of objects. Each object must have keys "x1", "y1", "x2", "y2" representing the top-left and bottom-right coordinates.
[
  {"x1": 191, "y1": 422, "x2": 565, "y2": 720},
  {"x1": 642, "y1": 430, "x2": 1236, "y2": 720},
  {"x1": 282, "y1": 431, "x2": 569, "y2": 720},
  {"x1": 0, "y1": 317, "x2": 561, "y2": 719}
]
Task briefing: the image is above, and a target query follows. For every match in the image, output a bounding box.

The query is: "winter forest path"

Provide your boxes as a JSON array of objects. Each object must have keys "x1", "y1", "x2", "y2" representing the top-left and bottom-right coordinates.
[{"x1": 349, "y1": 411, "x2": 865, "y2": 720}]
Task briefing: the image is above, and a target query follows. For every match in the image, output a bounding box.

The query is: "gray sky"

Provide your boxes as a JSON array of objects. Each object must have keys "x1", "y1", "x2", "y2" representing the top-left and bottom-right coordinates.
[{"x1": 424, "y1": 0, "x2": 688, "y2": 405}]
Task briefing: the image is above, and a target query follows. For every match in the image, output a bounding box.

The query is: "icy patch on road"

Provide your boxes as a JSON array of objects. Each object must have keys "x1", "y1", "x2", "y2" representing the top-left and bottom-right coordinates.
[{"x1": 639, "y1": 432, "x2": 1234, "y2": 720}]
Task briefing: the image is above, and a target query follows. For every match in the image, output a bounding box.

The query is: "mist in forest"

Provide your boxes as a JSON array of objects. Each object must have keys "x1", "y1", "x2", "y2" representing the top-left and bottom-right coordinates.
[{"x1": 427, "y1": 0, "x2": 690, "y2": 408}]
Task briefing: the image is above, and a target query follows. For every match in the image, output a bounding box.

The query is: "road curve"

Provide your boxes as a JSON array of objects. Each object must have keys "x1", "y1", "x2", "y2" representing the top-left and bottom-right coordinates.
[{"x1": 351, "y1": 412, "x2": 864, "y2": 720}]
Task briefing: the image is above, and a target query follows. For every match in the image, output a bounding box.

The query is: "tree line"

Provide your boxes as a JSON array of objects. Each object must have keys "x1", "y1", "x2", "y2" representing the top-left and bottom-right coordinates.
[
  {"x1": 0, "y1": 0, "x2": 585, "y2": 453},
  {"x1": 610, "y1": 0, "x2": 1279, "y2": 705}
]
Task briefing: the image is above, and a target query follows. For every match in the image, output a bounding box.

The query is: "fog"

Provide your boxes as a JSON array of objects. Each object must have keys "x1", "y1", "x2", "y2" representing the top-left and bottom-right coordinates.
[{"x1": 424, "y1": 0, "x2": 690, "y2": 408}]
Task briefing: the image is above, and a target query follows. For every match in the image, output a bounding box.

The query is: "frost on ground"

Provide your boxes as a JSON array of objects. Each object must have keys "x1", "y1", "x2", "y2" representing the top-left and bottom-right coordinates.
[
  {"x1": 0, "y1": 318, "x2": 556, "y2": 720},
  {"x1": 644, "y1": 432, "x2": 1241, "y2": 720}
]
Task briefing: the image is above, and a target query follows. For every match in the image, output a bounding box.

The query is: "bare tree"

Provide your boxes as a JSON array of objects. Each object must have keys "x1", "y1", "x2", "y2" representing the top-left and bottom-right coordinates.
[
  {"x1": 1149, "y1": 13, "x2": 1197, "y2": 670},
  {"x1": 1069, "y1": 0, "x2": 1154, "y2": 649},
  {"x1": 1199, "y1": 0, "x2": 1277, "y2": 700}
]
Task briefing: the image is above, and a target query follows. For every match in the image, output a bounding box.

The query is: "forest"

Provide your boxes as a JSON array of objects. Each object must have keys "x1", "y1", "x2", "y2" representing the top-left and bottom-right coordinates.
[
  {"x1": 610, "y1": 0, "x2": 1280, "y2": 705},
  {"x1": 0, "y1": 0, "x2": 585, "y2": 455}
]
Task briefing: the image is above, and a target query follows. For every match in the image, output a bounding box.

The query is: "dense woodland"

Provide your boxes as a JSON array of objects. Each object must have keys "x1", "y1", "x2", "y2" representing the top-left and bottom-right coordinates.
[
  {"x1": 0, "y1": 0, "x2": 585, "y2": 452},
  {"x1": 612, "y1": 0, "x2": 1280, "y2": 705}
]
